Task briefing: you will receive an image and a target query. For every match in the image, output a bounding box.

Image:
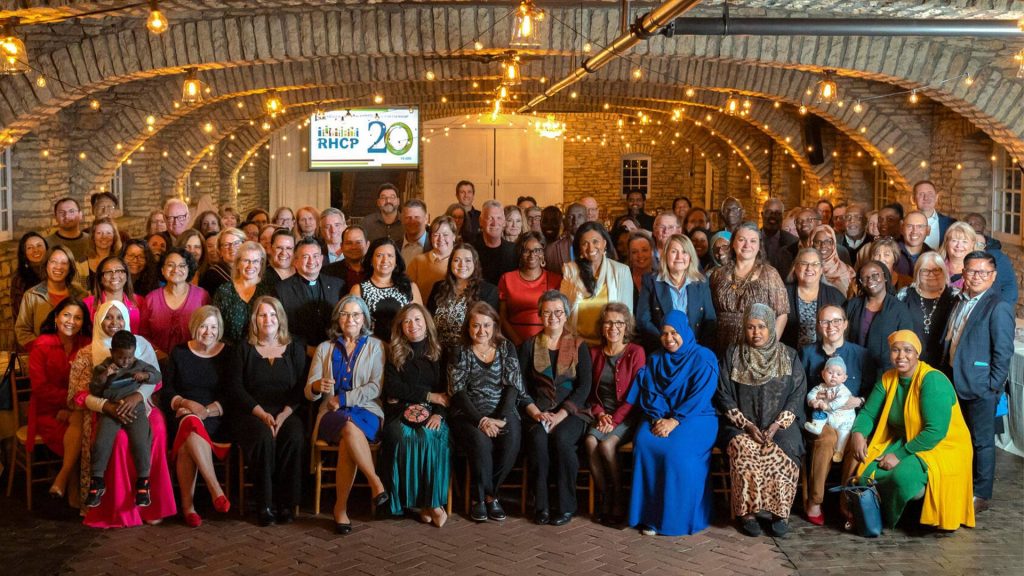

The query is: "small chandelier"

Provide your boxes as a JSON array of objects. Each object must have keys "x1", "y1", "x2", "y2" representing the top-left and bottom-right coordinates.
[
  {"x1": 816, "y1": 70, "x2": 838, "y2": 103},
  {"x1": 536, "y1": 114, "x2": 565, "y2": 139},
  {"x1": 502, "y1": 52, "x2": 522, "y2": 86},
  {"x1": 265, "y1": 91, "x2": 284, "y2": 116},
  {"x1": 181, "y1": 68, "x2": 203, "y2": 104},
  {"x1": 0, "y1": 19, "x2": 29, "y2": 75},
  {"x1": 146, "y1": 1, "x2": 169, "y2": 35},
  {"x1": 510, "y1": 1, "x2": 544, "y2": 47},
  {"x1": 314, "y1": 105, "x2": 326, "y2": 121},
  {"x1": 724, "y1": 93, "x2": 741, "y2": 115}
]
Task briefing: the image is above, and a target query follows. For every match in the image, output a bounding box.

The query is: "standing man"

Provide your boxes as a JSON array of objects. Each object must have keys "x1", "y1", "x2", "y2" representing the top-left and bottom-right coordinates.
[
  {"x1": 838, "y1": 203, "x2": 872, "y2": 255},
  {"x1": 400, "y1": 199, "x2": 431, "y2": 264},
  {"x1": 275, "y1": 238, "x2": 345, "y2": 358},
  {"x1": 579, "y1": 196, "x2": 600, "y2": 223},
  {"x1": 473, "y1": 200, "x2": 517, "y2": 285},
  {"x1": 320, "y1": 207, "x2": 347, "y2": 263},
  {"x1": 896, "y1": 211, "x2": 932, "y2": 276},
  {"x1": 913, "y1": 180, "x2": 955, "y2": 250},
  {"x1": 614, "y1": 190, "x2": 654, "y2": 231},
  {"x1": 361, "y1": 183, "x2": 403, "y2": 243},
  {"x1": 323, "y1": 225, "x2": 369, "y2": 289},
  {"x1": 526, "y1": 205, "x2": 543, "y2": 234},
  {"x1": 941, "y1": 251, "x2": 1015, "y2": 513},
  {"x1": 672, "y1": 196, "x2": 691, "y2": 225},
  {"x1": 760, "y1": 198, "x2": 797, "y2": 275},
  {"x1": 815, "y1": 199, "x2": 834, "y2": 227},
  {"x1": 540, "y1": 206, "x2": 562, "y2": 245},
  {"x1": 164, "y1": 198, "x2": 191, "y2": 243},
  {"x1": 831, "y1": 202, "x2": 848, "y2": 237},
  {"x1": 719, "y1": 197, "x2": 745, "y2": 234},
  {"x1": 46, "y1": 197, "x2": 89, "y2": 261},
  {"x1": 545, "y1": 203, "x2": 586, "y2": 274},
  {"x1": 456, "y1": 180, "x2": 481, "y2": 243},
  {"x1": 962, "y1": 213, "x2": 1018, "y2": 304}
]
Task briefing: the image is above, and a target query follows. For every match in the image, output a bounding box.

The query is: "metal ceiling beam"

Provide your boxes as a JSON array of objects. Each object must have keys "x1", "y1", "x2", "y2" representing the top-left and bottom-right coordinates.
[{"x1": 662, "y1": 17, "x2": 1024, "y2": 38}]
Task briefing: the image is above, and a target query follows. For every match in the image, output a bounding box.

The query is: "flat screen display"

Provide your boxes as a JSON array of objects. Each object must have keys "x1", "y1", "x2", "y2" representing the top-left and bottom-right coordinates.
[{"x1": 308, "y1": 108, "x2": 419, "y2": 170}]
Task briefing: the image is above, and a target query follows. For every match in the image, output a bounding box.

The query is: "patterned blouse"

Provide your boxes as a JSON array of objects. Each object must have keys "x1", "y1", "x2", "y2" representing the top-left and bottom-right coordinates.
[
  {"x1": 359, "y1": 279, "x2": 412, "y2": 341},
  {"x1": 213, "y1": 281, "x2": 269, "y2": 345},
  {"x1": 433, "y1": 294, "x2": 469, "y2": 348},
  {"x1": 709, "y1": 262, "x2": 789, "y2": 355}
]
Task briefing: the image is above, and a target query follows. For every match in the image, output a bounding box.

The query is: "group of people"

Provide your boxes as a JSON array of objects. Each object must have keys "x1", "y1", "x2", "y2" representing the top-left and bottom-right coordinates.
[{"x1": 12, "y1": 178, "x2": 1015, "y2": 538}]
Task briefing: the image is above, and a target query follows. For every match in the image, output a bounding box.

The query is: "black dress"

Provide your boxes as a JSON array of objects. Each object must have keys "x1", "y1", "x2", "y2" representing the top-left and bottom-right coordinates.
[
  {"x1": 896, "y1": 286, "x2": 956, "y2": 366},
  {"x1": 163, "y1": 343, "x2": 233, "y2": 446},
  {"x1": 227, "y1": 340, "x2": 307, "y2": 511}
]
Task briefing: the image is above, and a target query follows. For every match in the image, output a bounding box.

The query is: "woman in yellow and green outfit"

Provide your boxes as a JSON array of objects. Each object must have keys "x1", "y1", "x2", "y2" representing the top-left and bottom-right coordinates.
[{"x1": 848, "y1": 330, "x2": 974, "y2": 530}]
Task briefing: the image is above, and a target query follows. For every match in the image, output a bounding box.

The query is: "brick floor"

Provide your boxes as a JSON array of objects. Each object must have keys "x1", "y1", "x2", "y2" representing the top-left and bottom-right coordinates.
[{"x1": 1, "y1": 452, "x2": 1021, "y2": 575}]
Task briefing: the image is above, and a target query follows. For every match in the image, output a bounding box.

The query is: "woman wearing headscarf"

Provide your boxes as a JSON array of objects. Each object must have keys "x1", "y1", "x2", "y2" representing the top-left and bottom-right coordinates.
[
  {"x1": 810, "y1": 224, "x2": 855, "y2": 295},
  {"x1": 706, "y1": 230, "x2": 732, "y2": 274},
  {"x1": 848, "y1": 330, "x2": 975, "y2": 530},
  {"x1": 67, "y1": 300, "x2": 176, "y2": 527},
  {"x1": 715, "y1": 303, "x2": 807, "y2": 538},
  {"x1": 629, "y1": 310, "x2": 719, "y2": 536}
]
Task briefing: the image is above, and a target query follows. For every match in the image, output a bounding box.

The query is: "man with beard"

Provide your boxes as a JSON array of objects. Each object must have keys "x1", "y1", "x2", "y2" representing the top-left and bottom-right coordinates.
[
  {"x1": 473, "y1": 200, "x2": 517, "y2": 285},
  {"x1": 361, "y1": 183, "x2": 403, "y2": 244},
  {"x1": 830, "y1": 202, "x2": 847, "y2": 237},
  {"x1": 323, "y1": 225, "x2": 370, "y2": 289},
  {"x1": 761, "y1": 198, "x2": 797, "y2": 274},
  {"x1": 614, "y1": 190, "x2": 654, "y2": 231},
  {"x1": 546, "y1": 203, "x2": 587, "y2": 274}
]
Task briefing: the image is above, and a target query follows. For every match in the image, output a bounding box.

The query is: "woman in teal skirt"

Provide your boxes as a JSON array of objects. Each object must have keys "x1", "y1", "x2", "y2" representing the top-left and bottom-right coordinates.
[{"x1": 381, "y1": 303, "x2": 451, "y2": 527}]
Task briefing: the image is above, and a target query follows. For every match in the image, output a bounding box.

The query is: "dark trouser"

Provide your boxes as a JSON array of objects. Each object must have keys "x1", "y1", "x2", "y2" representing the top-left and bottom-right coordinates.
[
  {"x1": 526, "y1": 415, "x2": 587, "y2": 515},
  {"x1": 451, "y1": 415, "x2": 521, "y2": 504},
  {"x1": 959, "y1": 394, "x2": 998, "y2": 500},
  {"x1": 92, "y1": 405, "x2": 151, "y2": 477},
  {"x1": 234, "y1": 412, "x2": 305, "y2": 510}
]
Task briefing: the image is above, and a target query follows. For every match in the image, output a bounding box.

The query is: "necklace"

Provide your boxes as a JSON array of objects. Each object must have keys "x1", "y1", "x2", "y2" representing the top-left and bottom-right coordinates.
[
  {"x1": 730, "y1": 264, "x2": 755, "y2": 291},
  {"x1": 918, "y1": 290, "x2": 940, "y2": 335}
]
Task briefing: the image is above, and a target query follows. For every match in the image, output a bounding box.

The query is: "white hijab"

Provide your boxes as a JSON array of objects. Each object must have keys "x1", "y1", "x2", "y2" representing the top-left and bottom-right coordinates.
[{"x1": 92, "y1": 299, "x2": 159, "y2": 368}]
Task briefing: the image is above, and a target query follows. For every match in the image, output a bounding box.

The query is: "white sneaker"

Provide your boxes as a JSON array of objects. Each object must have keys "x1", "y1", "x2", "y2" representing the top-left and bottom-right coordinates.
[{"x1": 804, "y1": 419, "x2": 825, "y2": 435}]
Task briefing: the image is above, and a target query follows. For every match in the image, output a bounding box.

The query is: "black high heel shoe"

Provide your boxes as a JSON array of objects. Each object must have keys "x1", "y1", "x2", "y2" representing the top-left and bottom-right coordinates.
[
  {"x1": 335, "y1": 522, "x2": 352, "y2": 535},
  {"x1": 372, "y1": 491, "x2": 389, "y2": 508}
]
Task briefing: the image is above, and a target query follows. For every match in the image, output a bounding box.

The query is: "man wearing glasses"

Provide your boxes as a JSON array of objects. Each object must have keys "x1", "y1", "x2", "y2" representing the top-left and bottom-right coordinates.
[
  {"x1": 46, "y1": 197, "x2": 90, "y2": 261},
  {"x1": 163, "y1": 198, "x2": 191, "y2": 242},
  {"x1": 940, "y1": 251, "x2": 1014, "y2": 514}
]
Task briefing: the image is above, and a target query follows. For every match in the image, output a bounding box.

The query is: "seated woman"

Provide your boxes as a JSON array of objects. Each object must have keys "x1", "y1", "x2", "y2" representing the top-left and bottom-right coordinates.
[
  {"x1": 227, "y1": 296, "x2": 306, "y2": 526},
  {"x1": 715, "y1": 303, "x2": 807, "y2": 538},
  {"x1": 67, "y1": 300, "x2": 176, "y2": 527},
  {"x1": 629, "y1": 310, "x2": 719, "y2": 536},
  {"x1": 519, "y1": 290, "x2": 592, "y2": 527},
  {"x1": 585, "y1": 303, "x2": 644, "y2": 525},
  {"x1": 305, "y1": 295, "x2": 387, "y2": 534},
  {"x1": 381, "y1": 304, "x2": 450, "y2": 527},
  {"x1": 448, "y1": 301, "x2": 525, "y2": 523},
  {"x1": 28, "y1": 299, "x2": 92, "y2": 503},
  {"x1": 847, "y1": 330, "x2": 975, "y2": 531},
  {"x1": 164, "y1": 306, "x2": 232, "y2": 527},
  {"x1": 636, "y1": 233, "x2": 716, "y2": 353}
]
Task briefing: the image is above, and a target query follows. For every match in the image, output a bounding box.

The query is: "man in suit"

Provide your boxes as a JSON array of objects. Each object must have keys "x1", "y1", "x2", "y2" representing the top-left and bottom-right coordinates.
[
  {"x1": 399, "y1": 198, "x2": 431, "y2": 264},
  {"x1": 913, "y1": 180, "x2": 955, "y2": 250},
  {"x1": 941, "y1": 251, "x2": 1015, "y2": 513},
  {"x1": 275, "y1": 237, "x2": 345, "y2": 359},
  {"x1": 761, "y1": 198, "x2": 797, "y2": 275}
]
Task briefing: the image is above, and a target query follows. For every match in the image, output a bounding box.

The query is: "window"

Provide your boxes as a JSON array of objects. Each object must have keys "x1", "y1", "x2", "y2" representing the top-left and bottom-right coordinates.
[
  {"x1": 106, "y1": 164, "x2": 124, "y2": 210},
  {"x1": 621, "y1": 154, "x2": 650, "y2": 196},
  {"x1": 0, "y1": 147, "x2": 11, "y2": 241},
  {"x1": 872, "y1": 164, "x2": 896, "y2": 210},
  {"x1": 994, "y1": 149, "x2": 1022, "y2": 244}
]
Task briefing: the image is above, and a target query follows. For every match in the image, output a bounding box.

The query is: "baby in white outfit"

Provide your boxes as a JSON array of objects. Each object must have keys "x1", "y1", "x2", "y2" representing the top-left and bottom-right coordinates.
[{"x1": 804, "y1": 356, "x2": 857, "y2": 462}]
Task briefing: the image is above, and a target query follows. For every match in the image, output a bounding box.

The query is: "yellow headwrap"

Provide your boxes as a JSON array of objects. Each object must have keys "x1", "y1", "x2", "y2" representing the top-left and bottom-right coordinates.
[{"x1": 887, "y1": 329, "x2": 922, "y2": 354}]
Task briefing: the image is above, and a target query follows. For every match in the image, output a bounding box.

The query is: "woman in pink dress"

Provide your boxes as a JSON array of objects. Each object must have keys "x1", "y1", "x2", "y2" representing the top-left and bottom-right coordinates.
[
  {"x1": 140, "y1": 248, "x2": 210, "y2": 358},
  {"x1": 28, "y1": 298, "x2": 92, "y2": 503},
  {"x1": 83, "y1": 256, "x2": 144, "y2": 328},
  {"x1": 498, "y1": 232, "x2": 562, "y2": 346},
  {"x1": 68, "y1": 300, "x2": 176, "y2": 527}
]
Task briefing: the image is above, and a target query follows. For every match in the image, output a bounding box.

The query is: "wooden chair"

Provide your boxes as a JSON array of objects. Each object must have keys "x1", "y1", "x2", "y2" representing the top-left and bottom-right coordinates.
[
  {"x1": 586, "y1": 441, "x2": 634, "y2": 516},
  {"x1": 463, "y1": 452, "x2": 528, "y2": 514},
  {"x1": 4, "y1": 351, "x2": 61, "y2": 510}
]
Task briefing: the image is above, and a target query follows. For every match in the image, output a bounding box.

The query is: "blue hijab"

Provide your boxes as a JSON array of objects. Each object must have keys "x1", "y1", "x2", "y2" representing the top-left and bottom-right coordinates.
[{"x1": 629, "y1": 310, "x2": 719, "y2": 419}]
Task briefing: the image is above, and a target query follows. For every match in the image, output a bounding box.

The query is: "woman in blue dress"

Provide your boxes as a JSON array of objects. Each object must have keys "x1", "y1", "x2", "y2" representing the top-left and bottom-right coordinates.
[{"x1": 628, "y1": 310, "x2": 719, "y2": 536}]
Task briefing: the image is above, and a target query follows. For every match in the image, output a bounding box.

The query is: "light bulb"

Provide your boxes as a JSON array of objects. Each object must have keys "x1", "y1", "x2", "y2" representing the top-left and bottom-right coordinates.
[
  {"x1": 89, "y1": 99, "x2": 100, "y2": 110},
  {"x1": 373, "y1": 94, "x2": 384, "y2": 104},
  {"x1": 146, "y1": 5, "x2": 168, "y2": 34},
  {"x1": 425, "y1": 70, "x2": 435, "y2": 80},
  {"x1": 909, "y1": 90, "x2": 919, "y2": 104},
  {"x1": 853, "y1": 101, "x2": 863, "y2": 113}
]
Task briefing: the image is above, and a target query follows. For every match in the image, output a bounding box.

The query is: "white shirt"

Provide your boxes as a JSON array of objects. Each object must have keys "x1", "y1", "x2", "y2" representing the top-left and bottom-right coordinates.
[
  {"x1": 924, "y1": 210, "x2": 941, "y2": 249},
  {"x1": 401, "y1": 231, "x2": 427, "y2": 264}
]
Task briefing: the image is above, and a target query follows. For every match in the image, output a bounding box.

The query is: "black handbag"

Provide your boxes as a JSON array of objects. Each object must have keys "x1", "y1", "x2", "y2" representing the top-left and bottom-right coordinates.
[{"x1": 402, "y1": 403, "x2": 432, "y2": 427}]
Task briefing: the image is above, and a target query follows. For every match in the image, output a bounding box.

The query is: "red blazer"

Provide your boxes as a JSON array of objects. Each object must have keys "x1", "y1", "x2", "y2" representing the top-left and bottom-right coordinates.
[
  {"x1": 587, "y1": 342, "x2": 645, "y2": 426},
  {"x1": 27, "y1": 333, "x2": 91, "y2": 452}
]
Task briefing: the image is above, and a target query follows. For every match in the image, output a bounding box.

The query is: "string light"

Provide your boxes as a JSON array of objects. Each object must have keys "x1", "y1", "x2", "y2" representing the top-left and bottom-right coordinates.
[
  {"x1": 582, "y1": 42, "x2": 591, "y2": 53},
  {"x1": 510, "y1": 0, "x2": 544, "y2": 47},
  {"x1": 724, "y1": 93, "x2": 741, "y2": 115},
  {"x1": 373, "y1": 94, "x2": 384, "y2": 104},
  {"x1": 816, "y1": 70, "x2": 838, "y2": 103},
  {"x1": 908, "y1": 90, "x2": 919, "y2": 104},
  {"x1": 264, "y1": 91, "x2": 284, "y2": 115},
  {"x1": 473, "y1": 40, "x2": 484, "y2": 50},
  {"x1": 798, "y1": 105, "x2": 808, "y2": 115},
  {"x1": 425, "y1": 70, "x2": 435, "y2": 81},
  {"x1": 35, "y1": 75, "x2": 45, "y2": 87},
  {"x1": 632, "y1": 68, "x2": 643, "y2": 80},
  {"x1": 853, "y1": 100, "x2": 863, "y2": 113},
  {"x1": 146, "y1": 1, "x2": 169, "y2": 34},
  {"x1": 1016, "y1": 49, "x2": 1024, "y2": 79},
  {"x1": 89, "y1": 99, "x2": 101, "y2": 110},
  {"x1": 502, "y1": 52, "x2": 522, "y2": 85}
]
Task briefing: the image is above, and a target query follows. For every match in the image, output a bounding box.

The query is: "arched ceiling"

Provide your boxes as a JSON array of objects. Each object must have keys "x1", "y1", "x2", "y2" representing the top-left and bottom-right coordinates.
[{"x1": 1, "y1": 0, "x2": 1022, "y2": 203}]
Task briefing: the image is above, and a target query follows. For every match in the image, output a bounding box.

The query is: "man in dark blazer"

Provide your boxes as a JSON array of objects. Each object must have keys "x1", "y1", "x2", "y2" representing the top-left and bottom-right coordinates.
[
  {"x1": 275, "y1": 237, "x2": 345, "y2": 359},
  {"x1": 940, "y1": 251, "x2": 1015, "y2": 512}
]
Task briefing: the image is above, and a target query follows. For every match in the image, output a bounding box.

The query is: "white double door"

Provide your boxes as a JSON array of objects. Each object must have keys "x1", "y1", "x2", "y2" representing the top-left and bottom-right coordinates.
[{"x1": 423, "y1": 115, "x2": 563, "y2": 217}]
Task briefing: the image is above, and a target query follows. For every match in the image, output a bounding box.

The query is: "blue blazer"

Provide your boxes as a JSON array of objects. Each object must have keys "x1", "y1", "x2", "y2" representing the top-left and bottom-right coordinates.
[
  {"x1": 936, "y1": 211, "x2": 955, "y2": 243},
  {"x1": 635, "y1": 272, "x2": 717, "y2": 352},
  {"x1": 943, "y1": 290, "x2": 1015, "y2": 401},
  {"x1": 799, "y1": 341, "x2": 877, "y2": 398}
]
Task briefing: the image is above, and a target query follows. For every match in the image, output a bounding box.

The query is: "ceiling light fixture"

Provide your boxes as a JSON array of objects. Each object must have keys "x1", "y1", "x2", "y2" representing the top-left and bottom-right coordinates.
[
  {"x1": 181, "y1": 68, "x2": 203, "y2": 104},
  {"x1": 146, "y1": 1, "x2": 169, "y2": 34},
  {"x1": 510, "y1": 0, "x2": 544, "y2": 47},
  {"x1": 816, "y1": 70, "x2": 838, "y2": 103},
  {"x1": 0, "y1": 19, "x2": 29, "y2": 74}
]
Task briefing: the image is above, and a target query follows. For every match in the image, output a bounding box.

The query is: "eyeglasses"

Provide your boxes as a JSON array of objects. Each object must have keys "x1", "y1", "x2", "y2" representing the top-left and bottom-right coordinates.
[
  {"x1": 603, "y1": 320, "x2": 626, "y2": 328},
  {"x1": 124, "y1": 253, "x2": 146, "y2": 262},
  {"x1": 797, "y1": 217, "x2": 821, "y2": 225},
  {"x1": 168, "y1": 214, "x2": 189, "y2": 224},
  {"x1": 795, "y1": 261, "x2": 822, "y2": 268},
  {"x1": 817, "y1": 318, "x2": 845, "y2": 327},
  {"x1": 524, "y1": 248, "x2": 544, "y2": 255},
  {"x1": 963, "y1": 268, "x2": 994, "y2": 279},
  {"x1": 163, "y1": 263, "x2": 188, "y2": 271},
  {"x1": 812, "y1": 239, "x2": 835, "y2": 248},
  {"x1": 540, "y1": 310, "x2": 565, "y2": 319},
  {"x1": 221, "y1": 240, "x2": 243, "y2": 249},
  {"x1": 338, "y1": 312, "x2": 363, "y2": 320},
  {"x1": 101, "y1": 269, "x2": 127, "y2": 278},
  {"x1": 860, "y1": 272, "x2": 884, "y2": 283},
  {"x1": 919, "y1": 268, "x2": 944, "y2": 276}
]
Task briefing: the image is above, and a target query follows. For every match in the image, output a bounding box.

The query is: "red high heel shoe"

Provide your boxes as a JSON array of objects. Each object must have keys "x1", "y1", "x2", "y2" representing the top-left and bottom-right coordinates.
[{"x1": 213, "y1": 495, "x2": 231, "y2": 513}]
